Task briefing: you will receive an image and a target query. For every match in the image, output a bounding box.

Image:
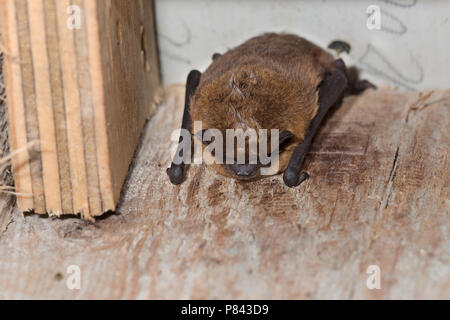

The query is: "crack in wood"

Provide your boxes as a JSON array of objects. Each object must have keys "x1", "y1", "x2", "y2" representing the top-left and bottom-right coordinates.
[
  {"x1": 0, "y1": 216, "x2": 14, "y2": 239},
  {"x1": 384, "y1": 146, "x2": 400, "y2": 209}
]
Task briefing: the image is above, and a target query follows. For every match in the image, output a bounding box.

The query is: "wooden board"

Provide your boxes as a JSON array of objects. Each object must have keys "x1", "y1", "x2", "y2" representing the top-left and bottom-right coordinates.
[
  {"x1": 0, "y1": 86, "x2": 448, "y2": 299},
  {"x1": 0, "y1": 0, "x2": 160, "y2": 220}
]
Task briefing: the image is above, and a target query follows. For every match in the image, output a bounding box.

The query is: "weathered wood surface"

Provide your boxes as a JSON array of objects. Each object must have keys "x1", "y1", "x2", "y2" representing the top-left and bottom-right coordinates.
[
  {"x1": 0, "y1": 86, "x2": 448, "y2": 299},
  {"x1": 0, "y1": 0, "x2": 160, "y2": 219},
  {"x1": 0, "y1": 51, "x2": 16, "y2": 243}
]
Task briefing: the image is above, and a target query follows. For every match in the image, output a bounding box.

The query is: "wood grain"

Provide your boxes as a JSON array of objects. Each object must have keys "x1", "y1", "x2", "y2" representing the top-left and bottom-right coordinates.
[
  {"x1": 0, "y1": 0, "x2": 160, "y2": 219},
  {"x1": 0, "y1": 86, "x2": 447, "y2": 299}
]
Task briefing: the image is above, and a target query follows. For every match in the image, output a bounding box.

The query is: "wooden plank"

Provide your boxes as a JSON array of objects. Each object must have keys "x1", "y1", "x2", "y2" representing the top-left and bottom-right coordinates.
[
  {"x1": 28, "y1": 0, "x2": 62, "y2": 213},
  {"x1": 72, "y1": 0, "x2": 101, "y2": 215},
  {"x1": 56, "y1": 0, "x2": 89, "y2": 216},
  {"x1": 95, "y1": 0, "x2": 161, "y2": 204},
  {"x1": 0, "y1": 87, "x2": 447, "y2": 299},
  {"x1": 0, "y1": 0, "x2": 160, "y2": 219},
  {"x1": 0, "y1": 0, "x2": 34, "y2": 211},
  {"x1": 44, "y1": 0, "x2": 73, "y2": 213}
]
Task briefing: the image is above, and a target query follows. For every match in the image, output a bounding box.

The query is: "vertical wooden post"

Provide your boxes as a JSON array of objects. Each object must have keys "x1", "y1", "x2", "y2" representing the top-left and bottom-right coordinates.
[{"x1": 0, "y1": 0, "x2": 160, "y2": 220}]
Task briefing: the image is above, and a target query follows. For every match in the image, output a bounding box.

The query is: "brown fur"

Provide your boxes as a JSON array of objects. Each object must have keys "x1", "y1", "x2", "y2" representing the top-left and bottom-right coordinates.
[{"x1": 191, "y1": 33, "x2": 336, "y2": 179}]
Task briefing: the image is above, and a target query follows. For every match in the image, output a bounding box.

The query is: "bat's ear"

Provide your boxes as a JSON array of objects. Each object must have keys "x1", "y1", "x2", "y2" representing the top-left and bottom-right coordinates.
[{"x1": 269, "y1": 130, "x2": 294, "y2": 156}]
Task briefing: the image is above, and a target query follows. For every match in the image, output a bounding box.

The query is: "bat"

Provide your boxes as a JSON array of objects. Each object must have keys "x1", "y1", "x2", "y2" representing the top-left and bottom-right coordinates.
[{"x1": 167, "y1": 33, "x2": 375, "y2": 187}]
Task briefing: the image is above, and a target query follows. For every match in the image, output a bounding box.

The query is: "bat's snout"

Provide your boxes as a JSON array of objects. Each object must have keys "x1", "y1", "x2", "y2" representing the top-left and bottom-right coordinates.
[{"x1": 230, "y1": 163, "x2": 259, "y2": 178}]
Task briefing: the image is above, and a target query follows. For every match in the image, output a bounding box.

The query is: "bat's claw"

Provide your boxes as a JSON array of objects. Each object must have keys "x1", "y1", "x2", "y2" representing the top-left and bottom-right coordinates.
[
  {"x1": 167, "y1": 164, "x2": 185, "y2": 185},
  {"x1": 283, "y1": 170, "x2": 310, "y2": 188}
]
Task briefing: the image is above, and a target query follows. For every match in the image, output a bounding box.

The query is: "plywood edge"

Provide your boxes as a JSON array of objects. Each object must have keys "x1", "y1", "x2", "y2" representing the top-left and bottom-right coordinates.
[
  {"x1": 84, "y1": 0, "x2": 115, "y2": 214},
  {"x1": 1, "y1": 0, "x2": 160, "y2": 220},
  {"x1": 1, "y1": 0, "x2": 35, "y2": 212}
]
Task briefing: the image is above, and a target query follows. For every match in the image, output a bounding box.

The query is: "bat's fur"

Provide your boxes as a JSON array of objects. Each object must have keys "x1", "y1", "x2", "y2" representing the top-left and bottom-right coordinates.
[{"x1": 190, "y1": 33, "x2": 338, "y2": 179}]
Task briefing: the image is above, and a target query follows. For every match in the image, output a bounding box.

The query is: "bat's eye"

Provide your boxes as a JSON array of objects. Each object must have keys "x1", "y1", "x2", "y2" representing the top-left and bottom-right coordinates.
[
  {"x1": 267, "y1": 130, "x2": 294, "y2": 156},
  {"x1": 278, "y1": 130, "x2": 294, "y2": 148}
]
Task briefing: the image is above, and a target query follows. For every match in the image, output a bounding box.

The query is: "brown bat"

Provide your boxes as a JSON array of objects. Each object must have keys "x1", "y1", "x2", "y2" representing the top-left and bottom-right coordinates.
[{"x1": 167, "y1": 33, "x2": 374, "y2": 187}]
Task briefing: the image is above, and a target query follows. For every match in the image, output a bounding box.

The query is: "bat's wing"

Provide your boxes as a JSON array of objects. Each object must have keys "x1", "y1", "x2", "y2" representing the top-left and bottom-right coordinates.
[
  {"x1": 167, "y1": 70, "x2": 202, "y2": 185},
  {"x1": 283, "y1": 59, "x2": 349, "y2": 187}
]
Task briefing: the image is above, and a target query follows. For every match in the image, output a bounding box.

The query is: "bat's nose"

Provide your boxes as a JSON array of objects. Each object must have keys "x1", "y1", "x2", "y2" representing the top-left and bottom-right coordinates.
[{"x1": 230, "y1": 164, "x2": 258, "y2": 177}]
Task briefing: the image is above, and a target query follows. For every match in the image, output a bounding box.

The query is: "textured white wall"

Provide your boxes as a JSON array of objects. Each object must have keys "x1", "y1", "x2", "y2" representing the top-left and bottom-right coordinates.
[{"x1": 155, "y1": 0, "x2": 450, "y2": 90}]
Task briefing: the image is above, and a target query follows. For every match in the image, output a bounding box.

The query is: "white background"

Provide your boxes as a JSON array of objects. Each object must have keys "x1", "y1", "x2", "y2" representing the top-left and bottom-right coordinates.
[{"x1": 155, "y1": 0, "x2": 450, "y2": 90}]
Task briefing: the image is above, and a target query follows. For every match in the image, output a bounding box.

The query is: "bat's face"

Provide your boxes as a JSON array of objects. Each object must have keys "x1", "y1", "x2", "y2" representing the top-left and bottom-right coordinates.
[
  {"x1": 191, "y1": 66, "x2": 310, "y2": 181},
  {"x1": 194, "y1": 127, "x2": 297, "y2": 181}
]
